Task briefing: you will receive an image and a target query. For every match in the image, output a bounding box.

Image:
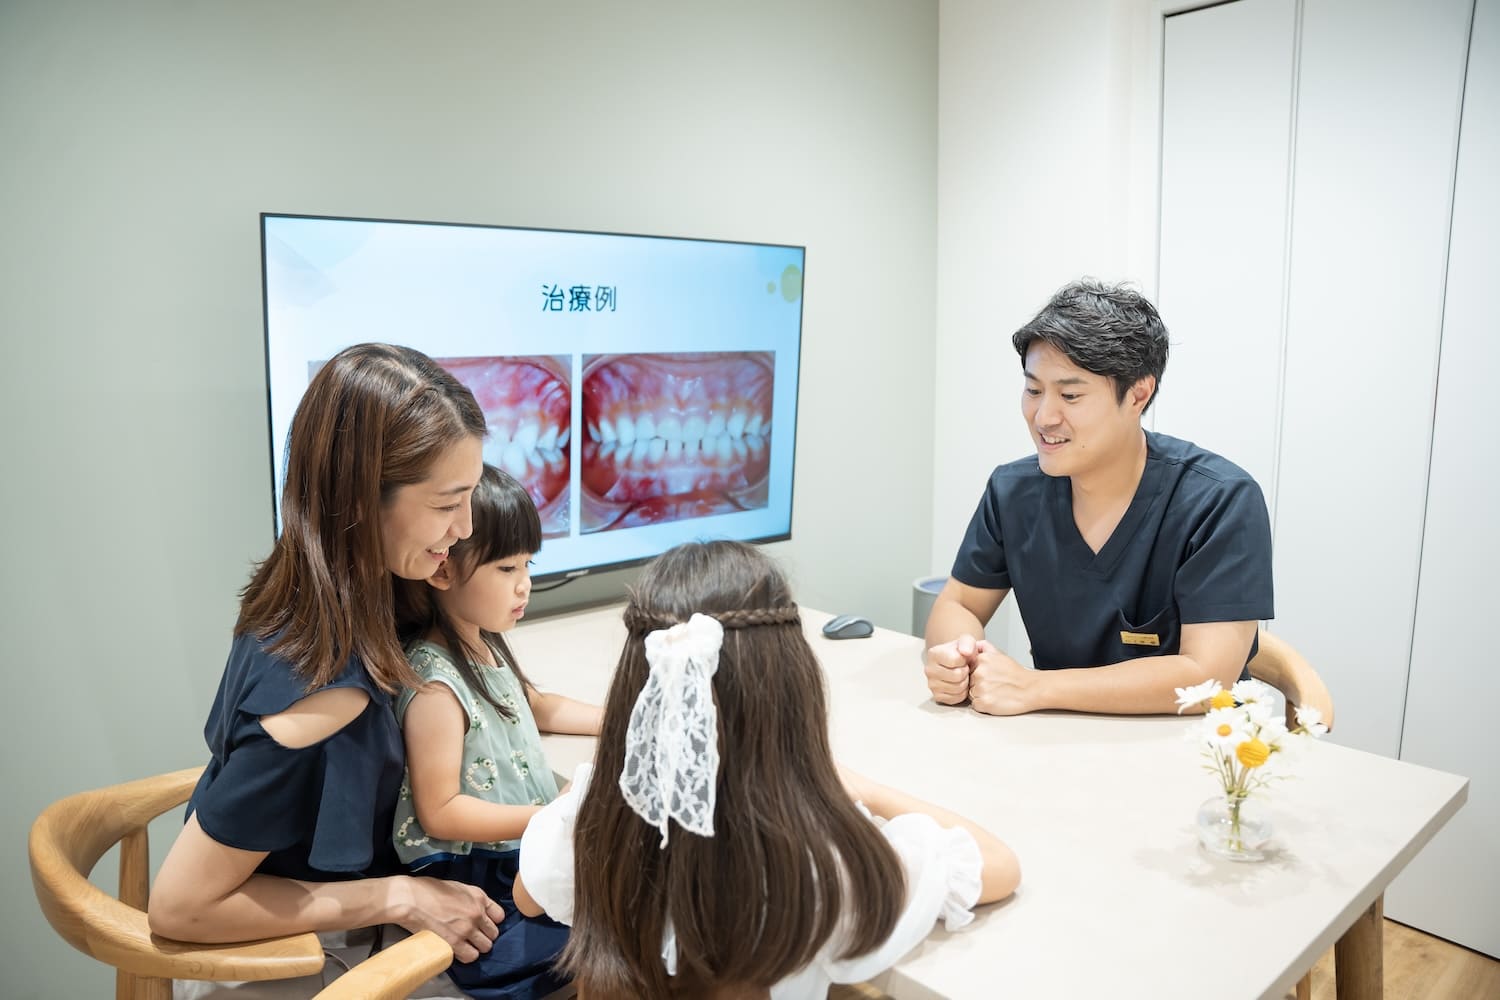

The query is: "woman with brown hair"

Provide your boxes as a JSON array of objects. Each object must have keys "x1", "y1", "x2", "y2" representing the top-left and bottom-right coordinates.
[
  {"x1": 515, "y1": 539, "x2": 1021, "y2": 999},
  {"x1": 148, "y1": 343, "x2": 507, "y2": 971}
]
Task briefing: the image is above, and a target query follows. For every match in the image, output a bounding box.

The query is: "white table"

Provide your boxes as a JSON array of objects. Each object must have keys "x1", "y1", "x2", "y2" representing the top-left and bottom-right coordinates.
[{"x1": 512, "y1": 604, "x2": 1468, "y2": 1000}]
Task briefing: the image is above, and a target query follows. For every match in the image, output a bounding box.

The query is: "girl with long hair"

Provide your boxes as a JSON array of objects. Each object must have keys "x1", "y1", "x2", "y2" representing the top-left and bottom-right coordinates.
[{"x1": 515, "y1": 539, "x2": 1020, "y2": 999}]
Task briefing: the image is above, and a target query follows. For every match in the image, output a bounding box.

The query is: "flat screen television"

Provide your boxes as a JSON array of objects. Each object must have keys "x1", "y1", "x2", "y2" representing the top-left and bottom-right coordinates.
[{"x1": 261, "y1": 213, "x2": 804, "y2": 583}]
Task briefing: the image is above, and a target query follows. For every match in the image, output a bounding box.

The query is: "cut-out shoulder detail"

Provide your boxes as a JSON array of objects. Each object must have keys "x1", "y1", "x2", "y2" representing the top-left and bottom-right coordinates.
[{"x1": 260, "y1": 686, "x2": 371, "y2": 749}]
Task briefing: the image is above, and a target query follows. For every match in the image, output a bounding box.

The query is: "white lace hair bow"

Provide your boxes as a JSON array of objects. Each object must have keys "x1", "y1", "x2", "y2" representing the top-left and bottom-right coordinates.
[{"x1": 619, "y1": 612, "x2": 723, "y2": 847}]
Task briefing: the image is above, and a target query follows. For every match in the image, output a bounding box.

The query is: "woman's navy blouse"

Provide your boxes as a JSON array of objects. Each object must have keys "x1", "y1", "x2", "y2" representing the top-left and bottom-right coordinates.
[{"x1": 187, "y1": 632, "x2": 405, "y2": 881}]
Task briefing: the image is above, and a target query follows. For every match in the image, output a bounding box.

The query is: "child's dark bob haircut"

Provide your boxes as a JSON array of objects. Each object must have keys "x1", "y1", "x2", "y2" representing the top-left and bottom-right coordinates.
[{"x1": 396, "y1": 464, "x2": 542, "y2": 720}]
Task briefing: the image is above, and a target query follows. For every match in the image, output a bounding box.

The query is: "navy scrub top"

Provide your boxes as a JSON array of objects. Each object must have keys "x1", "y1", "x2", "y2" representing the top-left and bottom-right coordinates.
[
  {"x1": 952, "y1": 431, "x2": 1273, "y2": 672},
  {"x1": 187, "y1": 632, "x2": 405, "y2": 881}
]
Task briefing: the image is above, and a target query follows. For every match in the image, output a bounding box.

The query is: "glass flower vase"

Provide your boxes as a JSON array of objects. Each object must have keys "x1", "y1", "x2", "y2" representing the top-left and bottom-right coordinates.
[{"x1": 1196, "y1": 792, "x2": 1272, "y2": 861}]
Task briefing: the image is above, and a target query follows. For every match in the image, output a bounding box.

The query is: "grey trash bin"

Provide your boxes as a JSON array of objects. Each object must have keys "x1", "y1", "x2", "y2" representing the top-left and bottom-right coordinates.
[{"x1": 911, "y1": 575, "x2": 946, "y2": 638}]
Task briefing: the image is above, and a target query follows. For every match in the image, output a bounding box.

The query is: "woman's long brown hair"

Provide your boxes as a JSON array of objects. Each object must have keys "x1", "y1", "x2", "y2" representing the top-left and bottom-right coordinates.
[
  {"x1": 560, "y1": 540, "x2": 905, "y2": 998},
  {"x1": 236, "y1": 343, "x2": 486, "y2": 693}
]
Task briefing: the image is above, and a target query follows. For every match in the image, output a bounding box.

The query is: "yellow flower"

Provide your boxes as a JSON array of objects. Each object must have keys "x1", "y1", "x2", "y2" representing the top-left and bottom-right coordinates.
[
  {"x1": 1210, "y1": 690, "x2": 1237, "y2": 710},
  {"x1": 1236, "y1": 738, "x2": 1271, "y2": 768}
]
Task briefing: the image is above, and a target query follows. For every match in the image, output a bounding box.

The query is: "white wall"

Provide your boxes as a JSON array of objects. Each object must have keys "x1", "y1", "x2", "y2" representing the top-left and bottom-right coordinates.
[
  {"x1": 1154, "y1": 0, "x2": 1297, "y2": 504},
  {"x1": 933, "y1": 0, "x2": 1155, "y2": 656},
  {"x1": 0, "y1": 2, "x2": 938, "y2": 995}
]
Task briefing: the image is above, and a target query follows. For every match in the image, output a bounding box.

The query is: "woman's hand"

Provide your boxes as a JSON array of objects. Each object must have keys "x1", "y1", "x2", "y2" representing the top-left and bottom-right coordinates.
[{"x1": 390, "y1": 876, "x2": 505, "y2": 964}]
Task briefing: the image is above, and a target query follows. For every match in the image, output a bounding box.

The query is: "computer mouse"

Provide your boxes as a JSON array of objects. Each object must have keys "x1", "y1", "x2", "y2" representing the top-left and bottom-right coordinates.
[{"x1": 821, "y1": 614, "x2": 874, "y2": 640}]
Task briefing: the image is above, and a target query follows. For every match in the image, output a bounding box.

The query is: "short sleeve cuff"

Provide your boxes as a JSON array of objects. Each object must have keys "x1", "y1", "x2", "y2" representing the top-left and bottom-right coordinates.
[
  {"x1": 882, "y1": 813, "x2": 983, "y2": 932},
  {"x1": 518, "y1": 762, "x2": 592, "y2": 925},
  {"x1": 191, "y1": 735, "x2": 323, "y2": 853},
  {"x1": 822, "y1": 813, "x2": 984, "y2": 984},
  {"x1": 950, "y1": 563, "x2": 1011, "y2": 591},
  {"x1": 1177, "y1": 602, "x2": 1274, "y2": 624}
]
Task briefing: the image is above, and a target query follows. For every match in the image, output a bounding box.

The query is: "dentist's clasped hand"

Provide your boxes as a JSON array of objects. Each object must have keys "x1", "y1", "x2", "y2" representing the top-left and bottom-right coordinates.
[
  {"x1": 925, "y1": 635, "x2": 1040, "y2": 716},
  {"x1": 923, "y1": 634, "x2": 977, "y2": 705},
  {"x1": 967, "y1": 640, "x2": 1040, "y2": 716}
]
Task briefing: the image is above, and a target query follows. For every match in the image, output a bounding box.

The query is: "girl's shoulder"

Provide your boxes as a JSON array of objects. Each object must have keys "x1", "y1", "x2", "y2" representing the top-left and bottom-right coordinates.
[
  {"x1": 405, "y1": 639, "x2": 463, "y2": 679},
  {"x1": 397, "y1": 640, "x2": 474, "y2": 713},
  {"x1": 399, "y1": 639, "x2": 531, "y2": 723}
]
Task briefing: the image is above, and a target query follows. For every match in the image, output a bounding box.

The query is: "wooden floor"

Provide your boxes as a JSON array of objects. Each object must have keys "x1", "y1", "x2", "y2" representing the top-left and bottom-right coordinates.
[
  {"x1": 827, "y1": 919, "x2": 1500, "y2": 999},
  {"x1": 1301, "y1": 920, "x2": 1500, "y2": 1000}
]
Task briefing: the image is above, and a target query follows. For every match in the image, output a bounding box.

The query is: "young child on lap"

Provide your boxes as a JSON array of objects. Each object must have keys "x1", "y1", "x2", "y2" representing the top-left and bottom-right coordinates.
[{"x1": 393, "y1": 465, "x2": 602, "y2": 1000}]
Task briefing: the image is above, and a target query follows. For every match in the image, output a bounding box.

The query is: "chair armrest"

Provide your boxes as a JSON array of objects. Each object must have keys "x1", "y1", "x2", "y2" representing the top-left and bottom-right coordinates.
[
  {"x1": 29, "y1": 766, "x2": 325, "y2": 982},
  {"x1": 30, "y1": 851, "x2": 325, "y2": 982},
  {"x1": 1249, "y1": 629, "x2": 1335, "y2": 732},
  {"x1": 314, "y1": 930, "x2": 454, "y2": 999}
]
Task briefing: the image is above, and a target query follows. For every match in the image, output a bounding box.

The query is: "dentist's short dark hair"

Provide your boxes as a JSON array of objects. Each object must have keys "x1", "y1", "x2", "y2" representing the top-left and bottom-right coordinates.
[{"x1": 1012, "y1": 279, "x2": 1170, "y2": 413}]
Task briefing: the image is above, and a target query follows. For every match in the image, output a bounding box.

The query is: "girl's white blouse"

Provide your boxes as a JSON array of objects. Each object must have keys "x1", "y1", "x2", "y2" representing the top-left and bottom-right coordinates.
[{"x1": 519, "y1": 764, "x2": 985, "y2": 1000}]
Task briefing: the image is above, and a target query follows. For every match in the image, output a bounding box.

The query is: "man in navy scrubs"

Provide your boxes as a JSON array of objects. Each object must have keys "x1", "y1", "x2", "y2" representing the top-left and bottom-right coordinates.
[{"x1": 924, "y1": 280, "x2": 1273, "y2": 715}]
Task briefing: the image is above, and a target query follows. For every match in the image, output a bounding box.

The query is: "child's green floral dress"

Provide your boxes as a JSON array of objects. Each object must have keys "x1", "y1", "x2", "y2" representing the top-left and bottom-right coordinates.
[{"x1": 392, "y1": 641, "x2": 559, "y2": 865}]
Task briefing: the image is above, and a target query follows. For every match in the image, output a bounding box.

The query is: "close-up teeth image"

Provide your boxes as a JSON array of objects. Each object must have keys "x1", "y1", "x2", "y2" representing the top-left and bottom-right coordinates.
[
  {"x1": 580, "y1": 351, "x2": 773, "y2": 533},
  {"x1": 437, "y1": 354, "x2": 572, "y2": 538}
]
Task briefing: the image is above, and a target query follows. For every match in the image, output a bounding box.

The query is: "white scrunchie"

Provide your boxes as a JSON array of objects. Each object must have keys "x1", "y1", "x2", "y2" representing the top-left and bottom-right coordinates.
[{"x1": 619, "y1": 612, "x2": 723, "y2": 847}]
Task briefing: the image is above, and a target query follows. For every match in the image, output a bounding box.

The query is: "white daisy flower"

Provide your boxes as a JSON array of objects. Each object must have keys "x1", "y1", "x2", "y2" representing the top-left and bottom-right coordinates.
[
  {"x1": 1232, "y1": 678, "x2": 1277, "y2": 705},
  {"x1": 1203, "y1": 706, "x2": 1251, "y2": 750},
  {"x1": 1175, "y1": 678, "x2": 1221, "y2": 713},
  {"x1": 1274, "y1": 724, "x2": 1315, "y2": 768},
  {"x1": 1258, "y1": 716, "x2": 1290, "y2": 751},
  {"x1": 1295, "y1": 704, "x2": 1329, "y2": 737},
  {"x1": 1245, "y1": 698, "x2": 1275, "y2": 727}
]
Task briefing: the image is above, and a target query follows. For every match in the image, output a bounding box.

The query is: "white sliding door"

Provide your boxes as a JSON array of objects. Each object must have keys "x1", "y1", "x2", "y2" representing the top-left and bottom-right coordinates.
[
  {"x1": 1271, "y1": 0, "x2": 1473, "y2": 759},
  {"x1": 1154, "y1": 0, "x2": 1489, "y2": 955},
  {"x1": 1385, "y1": 0, "x2": 1498, "y2": 958},
  {"x1": 1156, "y1": 0, "x2": 1297, "y2": 501}
]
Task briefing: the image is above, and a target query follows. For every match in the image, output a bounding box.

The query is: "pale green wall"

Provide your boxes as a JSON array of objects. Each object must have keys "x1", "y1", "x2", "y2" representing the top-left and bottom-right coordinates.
[{"x1": 0, "y1": 1, "x2": 937, "y2": 994}]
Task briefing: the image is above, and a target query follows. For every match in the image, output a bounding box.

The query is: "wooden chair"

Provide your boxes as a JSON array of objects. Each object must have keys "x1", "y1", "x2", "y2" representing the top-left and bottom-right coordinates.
[
  {"x1": 29, "y1": 765, "x2": 453, "y2": 1000},
  {"x1": 1248, "y1": 628, "x2": 1336, "y2": 1000},
  {"x1": 1248, "y1": 627, "x2": 1334, "y2": 733}
]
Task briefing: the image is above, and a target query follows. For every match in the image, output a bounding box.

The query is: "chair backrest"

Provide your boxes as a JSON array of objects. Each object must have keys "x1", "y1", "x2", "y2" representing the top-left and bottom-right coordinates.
[
  {"x1": 29, "y1": 766, "x2": 324, "y2": 999},
  {"x1": 1248, "y1": 628, "x2": 1335, "y2": 732},
  {"x1": 31, "y1": 767, "x2": 457, "y2": 999}
]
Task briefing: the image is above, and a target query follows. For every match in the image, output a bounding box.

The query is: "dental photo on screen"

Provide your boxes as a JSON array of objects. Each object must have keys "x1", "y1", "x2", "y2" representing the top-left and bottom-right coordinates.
[
  {"x1": 437, "y1": 354, "x2": 572, "y2": 539},
  {"x1": 263, "y1": 214, "x2": 803, "y2": 580},
  {"x1": 581, "y1": 352, "x2": 773, "y2": 533}
]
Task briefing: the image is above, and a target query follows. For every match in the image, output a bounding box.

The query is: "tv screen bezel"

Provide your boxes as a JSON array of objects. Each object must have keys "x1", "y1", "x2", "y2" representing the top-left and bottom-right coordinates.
[{"x1": 258, "y1": 211, "x2": 805, "y2": 584}]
